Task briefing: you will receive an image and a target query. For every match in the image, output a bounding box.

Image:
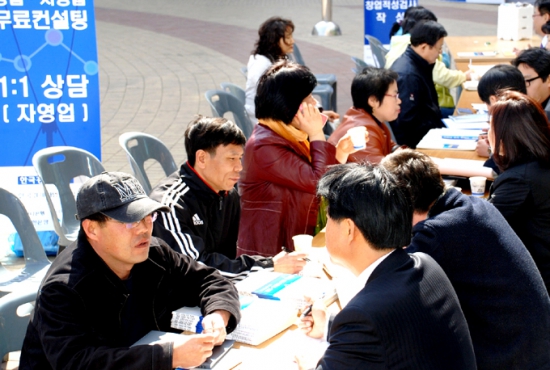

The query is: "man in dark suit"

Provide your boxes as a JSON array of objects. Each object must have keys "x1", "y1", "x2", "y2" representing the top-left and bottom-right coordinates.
[
  {"x1": 298, "y1": 163, "x2": 476, "y2": 370},
  {"x1": 382, "y1": 149, "x2": 550, "y2": 370}
]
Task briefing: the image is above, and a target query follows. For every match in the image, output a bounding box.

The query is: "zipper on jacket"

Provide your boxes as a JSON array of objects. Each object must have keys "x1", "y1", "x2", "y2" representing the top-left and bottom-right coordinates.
[{"x1": 219, "y1": 196, "x2": 223, "y2": 211}]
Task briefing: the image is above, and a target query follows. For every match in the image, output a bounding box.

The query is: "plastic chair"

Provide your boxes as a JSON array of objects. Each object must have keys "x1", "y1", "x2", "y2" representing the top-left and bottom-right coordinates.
[
  {"x1": 220, "y1": 82, "x2": 246, "y2": 106},
  {"x1": 32, "y1": 146, "x2": 105, "y2": 250},
  {"x1": 205, "y1": 89, "x2": 254, "y2": 139},
  {"x1": 0, "y1": 188, "x2": 51, "y2": 296},
  {"x1": 351, "y1": 56, "x2": 369, "y2": 74},
  {"x1": 292, "y1": 44, "x2": 338, "y2": 112},
  {"x1": 0, "y1": 286, "x2": 38, "y2": 359},
  {"x1": 365, "y1": 35, "x2": 387, "y2": 68},
  {"x1": 118, "y1": 132, "x2": 178, "y2": 194}
]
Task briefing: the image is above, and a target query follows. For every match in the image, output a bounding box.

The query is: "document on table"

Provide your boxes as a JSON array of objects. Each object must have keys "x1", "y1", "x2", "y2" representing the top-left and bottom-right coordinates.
[
  {"x1": 237, "y1": 329, "x2": 329, "y2": 370},
  {"x1": 417, "y1": 128, "x2": 482, "y2": 151},
  {"x1": 443, "y1": 114, "x2": 489, "y2": 130}
]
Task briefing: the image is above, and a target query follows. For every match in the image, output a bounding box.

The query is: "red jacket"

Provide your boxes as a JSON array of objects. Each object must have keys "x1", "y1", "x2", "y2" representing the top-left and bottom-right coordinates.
[
  {"x1": 237, "y1": 124, "x2": 338, "y2": 257},
  {"x1": 328, "y1": 107, "x2": 396, "y2": 164}
]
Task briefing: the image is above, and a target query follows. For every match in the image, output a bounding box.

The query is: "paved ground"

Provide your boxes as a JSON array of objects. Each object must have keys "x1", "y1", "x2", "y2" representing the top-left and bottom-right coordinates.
[
  {"x1": 2, "y1": 0, "x2": 500, "y2": 368},
  {"x1": 93, "y1": 0, "x2": 498, "y2": 186}
]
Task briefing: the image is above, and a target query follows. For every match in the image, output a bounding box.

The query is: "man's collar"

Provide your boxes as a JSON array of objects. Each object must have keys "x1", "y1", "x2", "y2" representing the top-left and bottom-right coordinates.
[{"x1": 185, "y1": 161, "x2": 227, "y2": 197}]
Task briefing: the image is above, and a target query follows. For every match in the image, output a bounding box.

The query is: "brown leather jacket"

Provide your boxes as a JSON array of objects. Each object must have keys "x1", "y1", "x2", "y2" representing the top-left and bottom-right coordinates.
[
  {"x1": 237, "y1": 124, "x2": 338, "y2": 257},
  {"x1": 328, "y1": 107, "x2": 396, "y2": 164}
]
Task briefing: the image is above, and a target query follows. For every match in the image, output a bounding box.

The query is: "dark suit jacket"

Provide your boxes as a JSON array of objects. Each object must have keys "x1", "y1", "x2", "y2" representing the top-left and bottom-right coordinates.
[
  {"x1": 409, "y1": 189, "x2": 550, "y2": 369},
  {"x1": 489, "y1": 160, "x2": 550, "y2": 294},
  {"x1": 316, "y1": 248, "x2": 476, "y2": 370}
]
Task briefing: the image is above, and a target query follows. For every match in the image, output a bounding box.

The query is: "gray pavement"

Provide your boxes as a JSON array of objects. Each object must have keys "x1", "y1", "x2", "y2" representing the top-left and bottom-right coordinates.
[{"x1": 94, "y1": 0, "x2": 499, "y2": 187}]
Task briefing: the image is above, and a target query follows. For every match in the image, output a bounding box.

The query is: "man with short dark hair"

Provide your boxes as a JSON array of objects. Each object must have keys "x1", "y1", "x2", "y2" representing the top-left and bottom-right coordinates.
[
  {"x1": 21, "y1": 172, "x2": 241, "y2": 370},
  {"x1": 512, "y1": 47, "x2": 550, "y2": 118},
  {"x1": 389, "y1": 20, "x2": 447, "y2": 148},
  {"x1": 150, "y1": 116, "x2": 306, "y2": 282},
  {"x1": 382, "y1": 149, "x2": 550, "y2": 370},
  {"x1": 534, "y1": 0, "x2": 550, "y2": 47},
  {"x1": 298, "y1": 163, "x2": 476, "y2": 369}
]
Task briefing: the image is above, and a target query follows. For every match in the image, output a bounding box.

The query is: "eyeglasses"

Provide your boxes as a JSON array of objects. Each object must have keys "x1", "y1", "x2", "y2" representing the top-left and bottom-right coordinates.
[
  {"x1": 525, "y1": 75, "x2": 541, "y2": 87},
  {"x1": 111, "y1": 212, "x2": 158, "y2": 229},
  {"x1": 385, "y1": 93, "x2": 399, "y2": 100}
]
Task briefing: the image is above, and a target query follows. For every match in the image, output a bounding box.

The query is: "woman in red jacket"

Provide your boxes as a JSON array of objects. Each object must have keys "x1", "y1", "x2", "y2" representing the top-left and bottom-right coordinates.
[
  {"x1": 237, "y1": 61, "x2": 359, "y2": 257},
  {"x1": 329, "y1": 67, "x2": 401, "y2": 164}
]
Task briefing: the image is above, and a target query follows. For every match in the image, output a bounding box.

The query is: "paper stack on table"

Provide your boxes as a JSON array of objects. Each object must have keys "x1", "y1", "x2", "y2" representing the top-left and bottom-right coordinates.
[
  {"x1": 416, "y1": 128, "x2": 482, "y2": 151},
  {"x1": 431, "y1": 157, "x2": 495, "y2": 180},
  {"x1": 171, "y1": 296, "x2": 297, "y2": 346},
  {"x1": 235, "y1": 271, "x2": 336, "y2": 310},
  {"x1": 443, "y1": 113, "x2": 489, "y2": 130}
]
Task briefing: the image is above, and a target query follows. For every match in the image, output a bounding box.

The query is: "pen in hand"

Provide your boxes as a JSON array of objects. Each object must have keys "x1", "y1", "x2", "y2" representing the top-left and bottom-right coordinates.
[{"x1": 300, "y1": 304, "x2": 313, "y2": 319}]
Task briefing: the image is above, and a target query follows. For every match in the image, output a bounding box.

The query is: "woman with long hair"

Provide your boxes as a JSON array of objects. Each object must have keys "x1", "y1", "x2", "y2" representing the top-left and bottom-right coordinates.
[
  {"x1": 488, "y1": 90, "x2": 550, "y2": 292},
  {"x1": 245, "y1": 17, "x2": 294, "y2": 123},
  {"x1": 238, "y1": 60, "x2": 360, "y2": 257}
]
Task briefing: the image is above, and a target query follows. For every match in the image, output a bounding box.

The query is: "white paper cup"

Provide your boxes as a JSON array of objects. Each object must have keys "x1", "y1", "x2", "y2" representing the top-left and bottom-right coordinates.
[
  {"x1": 469, "y1": 176, "x2": 487, "y2": 197},
  {"x1": 347, "y1": 126, "x2": 367, "y2": 150},
  {"x1": 292, "y1": 234, "x2": 313, "y2": 253}
]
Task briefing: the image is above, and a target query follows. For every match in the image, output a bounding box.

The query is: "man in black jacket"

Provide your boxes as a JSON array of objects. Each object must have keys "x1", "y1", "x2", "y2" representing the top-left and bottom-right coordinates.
[
  {"x1": 150, "y1": 116, "x2": 306, "y2": 282},
  {"x1": 20, "y1": 172, "x2": 241, "y2": 370},
  {"x1": 389, "y1": 20, "x2": 447, "y2": 148},
  {"x1": 382, "y1": 150, "x2": 550, "y2": 370},
  {"x1": 298, "y1": 163, "x2": 476, "y2": 369}
]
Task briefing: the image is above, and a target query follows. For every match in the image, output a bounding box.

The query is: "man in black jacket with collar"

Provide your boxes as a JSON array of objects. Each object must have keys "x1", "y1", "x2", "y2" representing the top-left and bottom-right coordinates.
[
  {"x1": 21, "y1": 171, "x2": 241, "y2": 370},
  {"x1": 389, "y1": 20, "x2": 447, "y2": 148},
  {"x1": 297, "y1": 163, "x2": 476, "y2": 369},
  {"x1": 382, "y1": 149, "x2": 550, "y2": 370},
  {"x1": 150, "y1": 116, "x2": 306, "y2": 282}
]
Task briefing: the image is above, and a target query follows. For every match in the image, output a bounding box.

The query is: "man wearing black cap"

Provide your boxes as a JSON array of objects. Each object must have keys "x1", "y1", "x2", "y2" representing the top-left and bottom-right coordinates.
[{"x1": 20, "y1": 172, "x2": 240, "y2": 370}]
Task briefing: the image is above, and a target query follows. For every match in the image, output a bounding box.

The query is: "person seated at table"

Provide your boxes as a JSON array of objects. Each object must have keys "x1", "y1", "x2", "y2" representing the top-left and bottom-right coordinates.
[
  {"x1": 297, "y1": 163, "x2": 476, "y2": 370},
  {"x1": 389, "y1": 20, "x2": 447, "y2": 148},
  {"x1": 381, "y1": 149, "x2": 550, "y2": 369},
  {"x1": 150, "y1": 116, "x2": 307, "y2": 282},
  {"x1": 245, "y1": 16, "x2": 338, "y2": 127},
  {"x1": 237, "y1": 60, "x2": 360, "y2": 257},
  {"x1": 475, "y1": 64, "x2": 527, "y2": 173},
  {"x1": 534, "y1": 0, "x2": 550, "y2": 48},
  {"x1": 328, "y1": 67, "x2": 401, "y2": 164},
  {"x1": 385, "y1": 6, "x2": 471, "y2": 119},
  {"x1": 488, "y1": 90, "x2": 550, "y2": 294},
  {"x1": 20, "y1": 172, "x2": 241, "y2": 370},
  {"x1": 512, "y1": 47, "x2": 550, "y2": 118}
]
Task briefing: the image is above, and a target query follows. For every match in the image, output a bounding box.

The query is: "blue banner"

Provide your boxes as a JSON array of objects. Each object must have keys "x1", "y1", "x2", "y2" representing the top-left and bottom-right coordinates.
[
  {"x1": 0, "y1": 0, "x2": 100, "y2": 166},
  {"x1": 364, "y1": 0, "x2": 418, "y2": 45}
]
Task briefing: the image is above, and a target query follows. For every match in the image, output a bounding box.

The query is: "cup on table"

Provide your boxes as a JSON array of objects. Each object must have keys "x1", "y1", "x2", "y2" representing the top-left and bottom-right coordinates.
[
  {"x1": 469, "y1": 176, "x2": 487, "y2": 197},
  {"x1": 292, "y1": 234, "x2": 313, "y2": 253},
  {"x1": 347, "y1": 126, "x2": 367, "y2": 150}
]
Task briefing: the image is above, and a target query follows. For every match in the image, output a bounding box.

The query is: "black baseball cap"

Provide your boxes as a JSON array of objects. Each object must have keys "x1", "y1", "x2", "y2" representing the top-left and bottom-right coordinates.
[{"x1": 76, "y1": 171, "x2": 169, "y2": 222}]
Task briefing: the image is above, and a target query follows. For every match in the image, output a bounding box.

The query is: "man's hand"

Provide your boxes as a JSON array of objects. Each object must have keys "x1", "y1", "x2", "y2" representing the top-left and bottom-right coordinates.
[
  {"x1": 323, "y1": 110, "x2": 340, "y2": 121},
  {"x1": 298, "y1": 297, "x2": 327, "y2": 339},
  {"x1": 201, "y1": 310, "x2": 230, "y2": 345},
  {"x1": 172, "y1": 333, "x2": 216, "y2": 369},
  {"x1": 273, "y1": 250, "x2": 308, "y2": 274}
]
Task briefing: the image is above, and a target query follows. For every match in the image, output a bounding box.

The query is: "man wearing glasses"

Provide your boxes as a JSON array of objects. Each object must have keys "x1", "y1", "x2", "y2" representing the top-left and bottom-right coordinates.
[
  {"x1": 20, "y1": 172, "x2": 240, "y2": 370},
  {"x1": 512, "y1": 47, "x2": 550, "y2": 119}
]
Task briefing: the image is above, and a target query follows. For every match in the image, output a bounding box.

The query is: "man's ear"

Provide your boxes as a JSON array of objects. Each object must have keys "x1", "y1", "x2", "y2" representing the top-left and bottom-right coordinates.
[
  {"x1": 195, "y1": 149, "x2": 208, "y2": 170},
  {"x1": 488, "y1": 95, "x2": 497, "y2": 106},
  {"x1": 82, "y1": 219, "x2": 99, "y2": 241}
]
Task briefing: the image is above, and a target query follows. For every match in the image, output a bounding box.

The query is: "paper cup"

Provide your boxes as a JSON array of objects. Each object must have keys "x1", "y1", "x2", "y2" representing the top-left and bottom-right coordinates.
[
  {"x1": 347, "y1": 126, "x2": 367, "y2": 150},
  {"x1": 292, "y1": 234, "x2": 313, "y2": 253},
  {"x1": 469, "y1": 176, "x2": 487, "y2": 197}
]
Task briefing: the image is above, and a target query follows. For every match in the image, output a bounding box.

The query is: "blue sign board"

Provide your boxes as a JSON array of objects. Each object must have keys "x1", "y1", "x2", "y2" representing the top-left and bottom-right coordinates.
[
  {"x1": 364, "y1": 0, "x2": 418, "y2": 45},
  {"x1": 0, "y1": 0, "x2": 100, "y2": 166}
]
